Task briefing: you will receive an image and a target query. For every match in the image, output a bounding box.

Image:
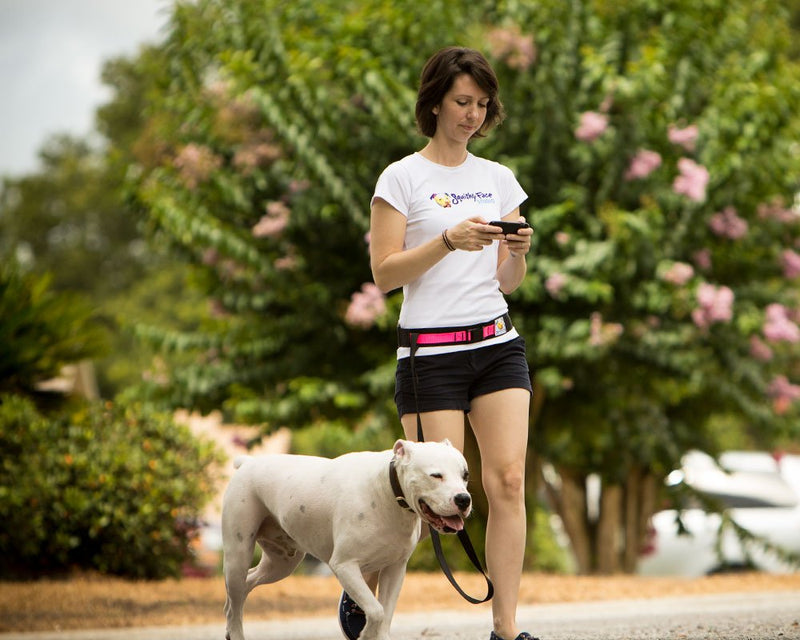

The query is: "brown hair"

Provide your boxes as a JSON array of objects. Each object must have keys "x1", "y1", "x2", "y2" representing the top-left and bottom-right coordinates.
[{"x1": 415, "y1": 47, "x2": 506, "y2": 139}]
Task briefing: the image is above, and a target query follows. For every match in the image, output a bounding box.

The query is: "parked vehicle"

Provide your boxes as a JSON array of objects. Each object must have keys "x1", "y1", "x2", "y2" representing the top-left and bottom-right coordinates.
[{"x1": 637, "y1": 451, "x2": 800, "y2": 576}]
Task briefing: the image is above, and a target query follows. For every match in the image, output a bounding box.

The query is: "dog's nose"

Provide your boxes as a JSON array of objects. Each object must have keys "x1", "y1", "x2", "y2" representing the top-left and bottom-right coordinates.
[{"x1": 454, "y1": 493, "x2": 471, "y2": 512}]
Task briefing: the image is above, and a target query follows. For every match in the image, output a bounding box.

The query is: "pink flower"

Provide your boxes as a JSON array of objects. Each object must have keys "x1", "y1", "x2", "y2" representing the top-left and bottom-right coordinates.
[
  {"x1": 692, "y1": 249, "x2": 712, "y2": 271},
  {"x1": 289, "y1": 179, "x2": 311, "y2": 194},
  {"x1": 673, "y1": 158, "x2": 709, "y2": 202},
  {"x1": 781, "y1": 249, "x2": 800, "y2": 278},
  {"x1": 749, "y1": 335, "x2": 773, "y2": 361},
  {"x1": 661, "y1": 261, "x2": 694, "y2": 286},
  {"x1": 624, "y1": 149, "x2": 662, "y2": 181},
  {"x1": 555, "y1": 232, "x2": 571, "y2": 246},
  {"x1": 589, "y1": 312, "x2": 623, "y2": 347},
  {"x1": 487, "y1": 26, "x2": 537, "y2": 71},
  {"x1": 668, "y1": 124, "x2": 699, "y2": 151},
  {"x1": 692, "y1": 283, "x2": 733, "y2": 328},
  {"x1": 252, "y1": 201, "x2": 290, "y2": 238},
  {"x1": 173, "y1": 143, "x2": 222, "y2": 189},
  {"x1": 767, "y1": 375, "x2": 800, "y2": 415},
  {"x1": 233, "y1": 139, "x2": 281, "y2": 173},
  {"x1": 575, "y1": 111, "x2": 608, "y2": 142},
  {"x1": 708, "y1": 206, "x2": 748, "y2": 240},
  {"x1": 201, "y1": 248, "x2": 219, "y2": 266},
  {"x1": 545, "y1": 272, "x2": 568, "y2": 297},
  {"x1": 345, "y1": 283, "x2": 386, "y2": 329},
  {"x1": 758, "y1": 197, "x2": 799, "y2": 224},
  {"x1": 763, "y1": 303, "x2": 800, "y2": 343},
  {"x1": 274, "y1": 254, "x2": 297, "y2": 270}
]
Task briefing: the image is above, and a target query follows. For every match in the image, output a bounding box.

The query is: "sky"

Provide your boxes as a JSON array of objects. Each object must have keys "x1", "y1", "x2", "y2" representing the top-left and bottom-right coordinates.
[{"x1": 0, "y1": 0, "x2": 171, "y2": 177}]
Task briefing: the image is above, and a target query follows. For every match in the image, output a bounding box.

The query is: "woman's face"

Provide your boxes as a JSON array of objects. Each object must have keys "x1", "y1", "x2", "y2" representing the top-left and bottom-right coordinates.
[{"x1": 432, "y1": 73, "x2": 489, "y2": 144}]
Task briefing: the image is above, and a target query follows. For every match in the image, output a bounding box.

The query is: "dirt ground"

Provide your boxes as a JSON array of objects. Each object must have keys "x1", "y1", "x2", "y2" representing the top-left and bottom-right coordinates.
[{"x1": 1, "y1": 571, "x2": 799, "y2": 633}]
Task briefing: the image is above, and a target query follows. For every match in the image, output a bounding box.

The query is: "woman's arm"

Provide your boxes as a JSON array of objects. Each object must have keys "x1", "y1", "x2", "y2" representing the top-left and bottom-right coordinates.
[
  {"x1": 370, "y1": 198, "x2": 500, "y2": 293},
  {"x1": 494, "y1": 209, "x2": 533, "y2": 294},
  {"x1": 369, "y1": 198, "x2": 450, "y2": 293}
]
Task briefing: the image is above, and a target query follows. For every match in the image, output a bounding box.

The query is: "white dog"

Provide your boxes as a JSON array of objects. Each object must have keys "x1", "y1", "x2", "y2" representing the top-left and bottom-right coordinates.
[{"x1": 222, "y1": 439, "x2": 472, "y2": 640}]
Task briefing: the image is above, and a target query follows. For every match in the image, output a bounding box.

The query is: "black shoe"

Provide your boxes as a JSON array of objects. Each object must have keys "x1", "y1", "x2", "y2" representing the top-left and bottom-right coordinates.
[
  {"x1": 489, "y1": 632, "x2": 540, "y2": 640},
  {"x1": 338, "y1": 590, "x2": 366, "y2": 640}
]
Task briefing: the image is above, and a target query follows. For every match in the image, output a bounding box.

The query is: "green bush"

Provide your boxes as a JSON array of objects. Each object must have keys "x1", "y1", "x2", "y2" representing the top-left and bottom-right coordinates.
[{"x1": 0, "y1": 394, "x2": 223, "y2": 579}]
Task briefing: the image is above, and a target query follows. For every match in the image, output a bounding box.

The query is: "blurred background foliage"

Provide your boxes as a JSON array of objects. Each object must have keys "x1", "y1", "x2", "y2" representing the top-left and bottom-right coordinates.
[{"x1": 1, "y1": 0, "x2": 800, "y2": 577}]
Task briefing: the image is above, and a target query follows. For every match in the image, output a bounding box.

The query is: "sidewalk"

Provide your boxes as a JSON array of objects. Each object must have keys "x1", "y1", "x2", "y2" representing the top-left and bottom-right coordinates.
[{"x1": 2, "y1": 591, "x2": 799, "y2": 640}]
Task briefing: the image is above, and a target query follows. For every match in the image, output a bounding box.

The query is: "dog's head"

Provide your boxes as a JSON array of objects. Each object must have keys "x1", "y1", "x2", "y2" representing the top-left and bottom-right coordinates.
[{"x1": 392, "y1": 439, "x2": 471, "y2": 534}]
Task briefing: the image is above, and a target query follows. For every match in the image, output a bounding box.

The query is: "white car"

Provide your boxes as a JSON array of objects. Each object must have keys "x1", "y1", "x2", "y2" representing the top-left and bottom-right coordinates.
[{"x1": 637, "y1": 451, "x2": 800, "y2": 577}]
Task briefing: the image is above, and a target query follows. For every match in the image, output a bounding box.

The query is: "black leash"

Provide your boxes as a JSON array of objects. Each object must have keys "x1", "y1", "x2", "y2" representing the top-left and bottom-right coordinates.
[{"x1": 408, "y1": 332, "x2": 494, "y2": 604}]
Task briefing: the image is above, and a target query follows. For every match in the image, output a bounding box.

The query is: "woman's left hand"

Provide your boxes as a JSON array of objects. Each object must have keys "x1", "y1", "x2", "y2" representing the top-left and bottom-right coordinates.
[{"x1": 503, "y1": 217, "x2": 533, "y2": 258}]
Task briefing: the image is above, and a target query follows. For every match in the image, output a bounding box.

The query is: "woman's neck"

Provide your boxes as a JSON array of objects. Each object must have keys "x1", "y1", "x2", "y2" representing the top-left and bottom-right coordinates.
[{"x1": 418, "y1": 141, "x2": 468, "y2": 167}]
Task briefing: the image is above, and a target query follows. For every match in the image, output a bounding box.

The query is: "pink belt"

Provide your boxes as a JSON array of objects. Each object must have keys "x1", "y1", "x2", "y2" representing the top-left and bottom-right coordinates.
[{"x1": 397, "y1": 313, "x2": 512, "y2": 348}]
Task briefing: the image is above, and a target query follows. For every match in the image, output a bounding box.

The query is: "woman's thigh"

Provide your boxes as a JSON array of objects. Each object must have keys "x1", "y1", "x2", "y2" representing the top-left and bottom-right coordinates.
[
  {"x1": 468, "y1": 388, "x2": 531, "y2": 473},
  {"x1": 400, "y1": 410, "x2": 466, "y2": 451}
]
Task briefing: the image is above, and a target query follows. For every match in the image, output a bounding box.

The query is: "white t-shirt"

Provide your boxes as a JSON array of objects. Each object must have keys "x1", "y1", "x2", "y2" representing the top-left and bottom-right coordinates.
[{"x1": 372, "y1": 152, "x2": 528, "y2": 357}]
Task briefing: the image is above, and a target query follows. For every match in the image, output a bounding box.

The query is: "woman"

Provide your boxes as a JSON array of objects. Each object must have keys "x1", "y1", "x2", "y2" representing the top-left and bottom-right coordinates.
[{"x1": 341, "y1": 46, "x2": 536, "y2": 640}]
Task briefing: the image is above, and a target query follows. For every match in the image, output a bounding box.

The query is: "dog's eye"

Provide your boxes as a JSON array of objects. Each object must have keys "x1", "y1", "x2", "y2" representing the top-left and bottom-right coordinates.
[
  {"x1": 463, "y1": 471, "x2": 469, "y2": 482},
  {"x1": 430, "y1": 472, "x2": 443, "y2": 479}
]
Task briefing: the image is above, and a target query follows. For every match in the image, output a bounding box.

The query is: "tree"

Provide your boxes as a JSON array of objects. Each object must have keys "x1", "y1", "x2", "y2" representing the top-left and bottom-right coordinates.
[
  {"x1": 128, "y1": 0, "x2": 800, "y2": 573},
  {"x1": 0, "y1": 257, "x2": 108, "y2": 406},
  {"x1": 486, "y1": 0, "x2": 800, "y2": 572},
  {"x1": 0, "y1": 135, "x2": 144, "y2": 298},
  {"x1": 0, "y1": 43, "x2": 214, "y2": 398}
]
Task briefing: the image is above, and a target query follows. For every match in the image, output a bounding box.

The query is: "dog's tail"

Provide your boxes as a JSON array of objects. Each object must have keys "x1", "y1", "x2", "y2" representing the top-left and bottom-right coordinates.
[{"x1": 233, "y1": 455, "x2": 252, "y2": 469}]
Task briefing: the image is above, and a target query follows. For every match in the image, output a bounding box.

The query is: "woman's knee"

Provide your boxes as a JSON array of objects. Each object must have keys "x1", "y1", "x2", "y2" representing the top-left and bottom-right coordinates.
[{"x1": 484, "y1": 462, "x2": 525, "y2": 503}]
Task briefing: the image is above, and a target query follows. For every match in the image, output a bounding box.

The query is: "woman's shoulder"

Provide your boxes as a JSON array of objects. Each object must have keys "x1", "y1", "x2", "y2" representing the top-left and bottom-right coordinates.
[
  {"x1": 469, "y1": 153, "x2": 512, "y2": 172},
  {"x1": 467, "y1": 153, "x2": 517, "y2": 180},
  {"x1": 377, "y1": 153, "x2": 428, "y2": 183},
  {"x1": 383, "y1": 152, "x2": 424, "y2": 172}
]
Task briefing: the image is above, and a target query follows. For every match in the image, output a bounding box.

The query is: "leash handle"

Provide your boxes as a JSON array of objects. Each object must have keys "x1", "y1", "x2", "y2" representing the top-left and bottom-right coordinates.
[{"x1": 409, "y1": 333, "x2": 494, "y2": 604}]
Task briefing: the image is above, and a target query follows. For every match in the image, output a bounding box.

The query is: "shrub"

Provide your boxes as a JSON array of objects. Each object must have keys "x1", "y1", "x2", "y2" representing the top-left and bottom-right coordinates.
[{"x1": 0, "y1": 394, "x2": 223, "y2": 579}]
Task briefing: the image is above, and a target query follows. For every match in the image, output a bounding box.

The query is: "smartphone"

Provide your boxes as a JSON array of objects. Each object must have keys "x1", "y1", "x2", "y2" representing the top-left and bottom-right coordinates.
[{"x1": 488, "y1": 220, "x2": 530, "y2": 235}]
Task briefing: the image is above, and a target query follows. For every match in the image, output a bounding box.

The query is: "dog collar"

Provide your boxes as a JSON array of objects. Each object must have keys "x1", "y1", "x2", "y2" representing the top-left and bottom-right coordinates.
[{"x1": 388, "y1": 458, "x2": 415, "y2": 512}]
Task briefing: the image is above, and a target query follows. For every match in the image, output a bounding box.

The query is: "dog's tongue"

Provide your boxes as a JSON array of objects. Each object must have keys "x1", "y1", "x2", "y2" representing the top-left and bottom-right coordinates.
[{"x1": 442, "y1": 514, "x2": 464, "y2": 532}]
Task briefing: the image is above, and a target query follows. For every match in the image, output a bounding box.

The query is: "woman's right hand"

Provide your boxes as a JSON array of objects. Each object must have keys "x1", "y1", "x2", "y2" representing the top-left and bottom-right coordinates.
[{"x1": 445, "y1": 217, "x2": 500, "y2": 251}]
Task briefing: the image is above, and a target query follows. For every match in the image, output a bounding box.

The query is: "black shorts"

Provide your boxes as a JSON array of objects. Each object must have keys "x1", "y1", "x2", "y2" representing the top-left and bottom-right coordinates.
[{"x1": 394, "y1": 336, "x2": 532, "y2": 417}]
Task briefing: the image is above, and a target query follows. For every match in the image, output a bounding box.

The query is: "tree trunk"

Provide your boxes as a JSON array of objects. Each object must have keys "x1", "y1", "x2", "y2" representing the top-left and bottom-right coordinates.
[
  {"x1": 622, "y1": 467, "x2": 659, "y2": 572},
  {"x1": 623, "y1": 467, "x2": 641, "y2": 572},
  {"x1": 596, "y1": 482, "x2": 622, "y2": 573},
  {"x1": 541, "y1": 463, "x2": 664, "y2": 575},
  {"x1": 551, "y1": 468, "x2": 592, "y2": 574}
]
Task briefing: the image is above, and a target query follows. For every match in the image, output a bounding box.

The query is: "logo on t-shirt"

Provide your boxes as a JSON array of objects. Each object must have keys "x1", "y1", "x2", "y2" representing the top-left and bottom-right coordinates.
[
  {"x1": 430, "y1": 193, "x2": 453, "y2": 208},
  {"x1": 429, "y1": 191, "x2": 495, "y2": 207}
]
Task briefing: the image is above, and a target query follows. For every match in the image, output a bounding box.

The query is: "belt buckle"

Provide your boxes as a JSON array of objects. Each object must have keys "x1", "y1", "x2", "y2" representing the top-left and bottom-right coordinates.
[{"x1": 493, "y1": 315, "x2": 508, "y2": 337}]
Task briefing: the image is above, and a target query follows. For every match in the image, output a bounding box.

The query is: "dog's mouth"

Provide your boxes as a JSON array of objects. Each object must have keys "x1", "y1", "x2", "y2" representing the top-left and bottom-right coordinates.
[{"x1": 419, "y1": 500, "x2": 465, "y2": 533}]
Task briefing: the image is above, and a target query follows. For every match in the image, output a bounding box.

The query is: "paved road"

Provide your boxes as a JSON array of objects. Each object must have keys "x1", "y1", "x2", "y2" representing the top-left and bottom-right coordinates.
[{"x1": 2, "y1": 591, "x2": 798, "y2": 640}]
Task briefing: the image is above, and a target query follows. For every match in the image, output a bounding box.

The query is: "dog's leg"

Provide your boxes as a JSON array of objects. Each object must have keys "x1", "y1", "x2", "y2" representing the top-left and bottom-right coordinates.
[
  {"x1": 331, "y1": 560, "x2": 386, "y2": 640},
  {"x1": 222, "y1": 504, "x2": 265, "y2": 640},
  {"x1": 223, "y1": 549, "x2": 250, "y2": 640},
  {"x1": 245, "y1": 537, "x2": 305, "y2": 594},
  {"x1": 375, "y1": 561, "x2": 407, "y2": 638}
]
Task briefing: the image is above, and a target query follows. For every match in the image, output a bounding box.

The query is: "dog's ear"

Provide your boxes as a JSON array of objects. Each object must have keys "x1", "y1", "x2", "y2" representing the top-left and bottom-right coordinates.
[{"x1": 393, "y1": 439, "x2": 410, "y2": 457}]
